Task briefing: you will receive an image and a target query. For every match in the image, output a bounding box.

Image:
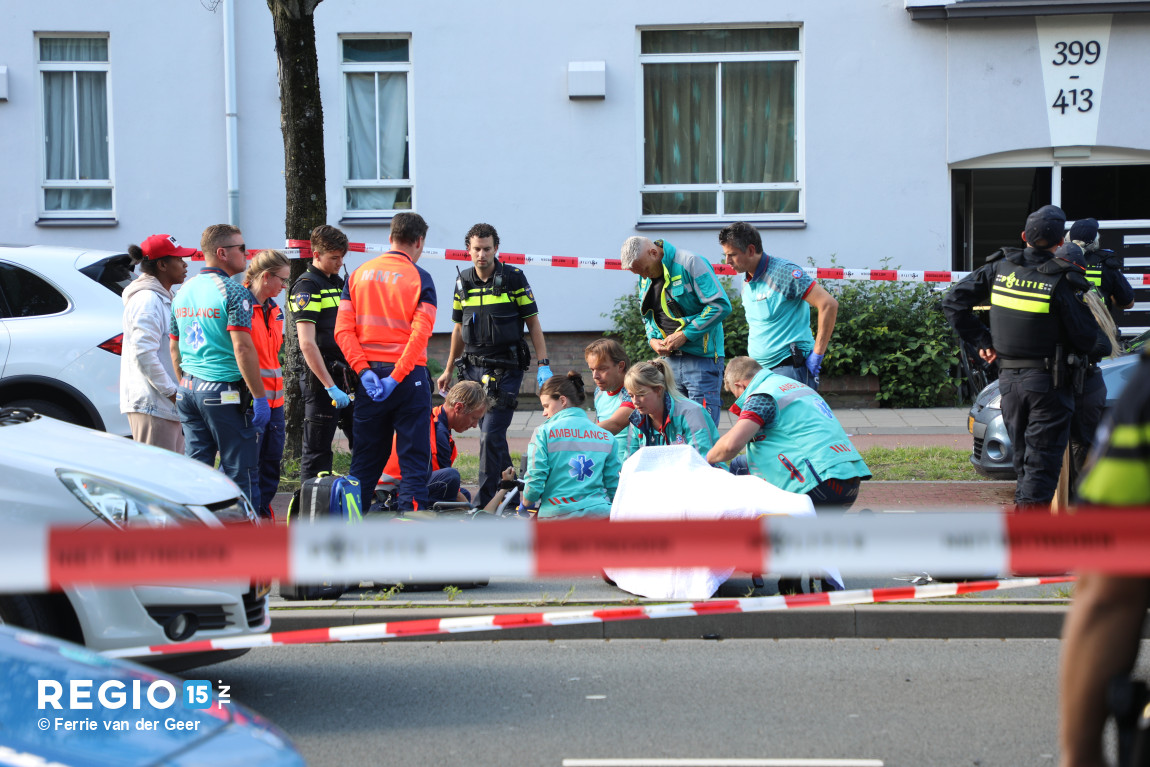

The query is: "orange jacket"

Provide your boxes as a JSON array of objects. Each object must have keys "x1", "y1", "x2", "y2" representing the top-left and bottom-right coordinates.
[
  {"x1": 335, "y1": 250, "x2": 437, "y2": 382},
  {"x1": 384, "y1": 405, "x2": 456, "y2": 480},
  {"x1": 250, "y1": 299, "x2": 284, "y2": 407}
]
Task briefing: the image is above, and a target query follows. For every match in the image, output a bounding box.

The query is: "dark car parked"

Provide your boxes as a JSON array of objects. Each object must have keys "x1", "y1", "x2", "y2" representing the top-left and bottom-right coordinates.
[{"x1": 968, "y1": 333, "x2": 1147, "y2": 478}]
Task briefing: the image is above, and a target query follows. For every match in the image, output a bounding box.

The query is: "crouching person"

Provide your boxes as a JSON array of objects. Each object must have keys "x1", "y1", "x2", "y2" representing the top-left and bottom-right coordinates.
[
  {"x1": 708, "y1": 356, "x2": 871, "y2": 592},
  {"x1": 381, "y1": 381, "x2": 489, "y2": 507},
  {"x1": 522, "y1": 372, "x2": 622, "y2": 520}
]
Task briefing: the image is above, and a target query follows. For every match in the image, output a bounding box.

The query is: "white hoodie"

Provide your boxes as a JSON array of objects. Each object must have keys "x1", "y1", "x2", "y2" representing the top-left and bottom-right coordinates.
[{"x1": 120, "y1": 273, "x2": 179, "y2": 421}]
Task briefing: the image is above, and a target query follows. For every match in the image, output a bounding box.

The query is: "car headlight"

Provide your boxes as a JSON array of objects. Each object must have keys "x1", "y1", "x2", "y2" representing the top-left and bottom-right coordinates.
[
  {"x1": 57, "y1": 471, "x2": 204, "y2": 528},
  {"x1": 206, "y1": 496, "x2": 260, "y2": 525},
  {"x1": 975, "y1": 381, "x2": 1002, "y2": 409}
]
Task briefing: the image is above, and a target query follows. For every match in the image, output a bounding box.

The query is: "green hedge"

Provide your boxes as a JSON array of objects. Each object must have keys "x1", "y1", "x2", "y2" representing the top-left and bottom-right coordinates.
[
  {"x1": 605, "y1": 261, "x2": 958, "y2": 408},
  {"x1": 818, "y1": 264, "x2": 959, "y2": 407}
]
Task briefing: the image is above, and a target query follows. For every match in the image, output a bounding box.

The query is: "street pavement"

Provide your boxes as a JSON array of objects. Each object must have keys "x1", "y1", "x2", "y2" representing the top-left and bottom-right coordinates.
[
  {"x1": 279, "y1": 406, "x2": 1060, "y2": 642},
  {"x1": 196, "y1": 637, "x2": 1137, "y2": 766}
]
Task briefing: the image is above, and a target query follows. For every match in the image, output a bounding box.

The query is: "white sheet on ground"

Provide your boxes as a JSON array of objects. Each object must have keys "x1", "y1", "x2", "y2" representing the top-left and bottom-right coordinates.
[{"x1": 604, "y1": 445, "x2": 841, "y2": 599}]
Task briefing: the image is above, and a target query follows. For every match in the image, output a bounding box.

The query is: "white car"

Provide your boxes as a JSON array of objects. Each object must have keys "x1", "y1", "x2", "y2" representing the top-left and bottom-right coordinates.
[
  {"x1": 0, "y1": 406, "x2": 270, "y2": 669},
  {"x1": 0, "y1": 244, "x2": 133, "y2": 436}
]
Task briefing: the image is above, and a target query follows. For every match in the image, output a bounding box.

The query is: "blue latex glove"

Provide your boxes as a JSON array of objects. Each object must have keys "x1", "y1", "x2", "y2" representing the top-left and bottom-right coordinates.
[
  {"x1": 325, "y1": 384, "x2": 351, "y2": 409},
  {"x1": 360, "y1": 369, "x2": 385, "y2": 401},
  {"x1": 536, "y1": 364, "x2": 554, "y2": 389},
  {"x1": 805, "y1": 351, "x2": 824, "y2": 382},
  {"x1": 251, "y1": 397, "x2": 270, "y2": 431},
  {"x1": 377, "y1": 375, "x2": 398, "y2": 402}
]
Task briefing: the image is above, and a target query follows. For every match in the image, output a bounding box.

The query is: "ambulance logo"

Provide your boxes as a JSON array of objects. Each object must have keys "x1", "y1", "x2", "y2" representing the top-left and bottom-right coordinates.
[
  {"x1": 186, "y1": 320, "x2": 206, "y2": 351},
  {"x1": 569, "y1": 454, "x2": 595, "y2": 481}
]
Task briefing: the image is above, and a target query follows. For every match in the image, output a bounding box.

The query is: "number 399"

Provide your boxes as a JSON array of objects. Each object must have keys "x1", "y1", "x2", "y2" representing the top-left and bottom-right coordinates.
[{"x1": 1052, "y1": 40, "x2": 1101, "y2": 66}]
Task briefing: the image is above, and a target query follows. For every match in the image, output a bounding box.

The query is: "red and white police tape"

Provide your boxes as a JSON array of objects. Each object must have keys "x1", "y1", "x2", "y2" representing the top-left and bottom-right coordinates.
[
  {"x1": 278, "y1": 239, "x2": 1150, "y2": 285},
  {"x1": 102, "y1": 575, "x2": 1072, "y2": 660},
  {"x1": 2, "y1": 509, "x2": 1147, "y2": 594}
]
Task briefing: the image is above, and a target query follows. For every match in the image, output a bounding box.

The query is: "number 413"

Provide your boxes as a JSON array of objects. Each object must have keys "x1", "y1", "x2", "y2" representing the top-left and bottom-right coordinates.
[{"x1": 1052, "y1": 88, "x2": 1093, "y2": 114}]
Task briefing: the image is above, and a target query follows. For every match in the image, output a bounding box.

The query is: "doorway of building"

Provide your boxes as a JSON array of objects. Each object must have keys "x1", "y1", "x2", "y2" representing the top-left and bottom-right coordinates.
[{"x1": 951, "y1": 162, "x2": 1150, "y2": 334}]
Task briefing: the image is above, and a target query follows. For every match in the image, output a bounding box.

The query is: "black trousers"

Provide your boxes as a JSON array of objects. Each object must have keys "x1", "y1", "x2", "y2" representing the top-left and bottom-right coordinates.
[
  {"x1": 459, "y1": 360, "x2": 524, "y2": 508},
  {"x1": 998, "y1": 368, "x2": 1074, "y2": 506},
  {"x1": 300, "y1": 372, "x2": 355, "y2": 482},
  {"x1": 1069, "y1": 367, "x2": 1106, "y2": 489}
]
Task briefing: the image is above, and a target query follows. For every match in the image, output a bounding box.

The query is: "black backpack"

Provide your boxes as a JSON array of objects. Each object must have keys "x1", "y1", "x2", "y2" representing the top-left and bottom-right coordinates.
[{"x1": 280, "y1": 473, "x2": 362, "y2": 601}]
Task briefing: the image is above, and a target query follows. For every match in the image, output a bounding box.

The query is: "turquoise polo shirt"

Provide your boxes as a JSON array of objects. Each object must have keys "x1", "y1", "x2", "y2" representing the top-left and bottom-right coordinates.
[
  {"x1": 593, "y1": 386, "x2": 636, "y2": 465},
  {"x1": 169, "y1": 267, "x2": 255, "y2": 382},
  {"x1": 743, "y1": 254, "x2": 816, "y2": 369}
]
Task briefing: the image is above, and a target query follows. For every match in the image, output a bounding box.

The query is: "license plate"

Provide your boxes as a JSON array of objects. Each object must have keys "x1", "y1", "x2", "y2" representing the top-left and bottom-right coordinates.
[{"x1": 968, "y1": 416, "x2": 975, "y2": 434}]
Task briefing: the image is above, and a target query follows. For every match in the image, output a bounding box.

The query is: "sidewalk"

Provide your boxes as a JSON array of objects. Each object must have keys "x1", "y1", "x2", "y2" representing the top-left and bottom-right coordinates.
[
  {"x1": 478, "y1": 406, "x2": 972, "y2": 441},
  {"x1": 332, "y1": 407, "x2": 974, "y2": 448}
]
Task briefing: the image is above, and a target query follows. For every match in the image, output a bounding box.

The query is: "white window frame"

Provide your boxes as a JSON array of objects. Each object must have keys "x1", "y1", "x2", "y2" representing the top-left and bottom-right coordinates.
[
  {"x1": 340, "y1": 34, "x2": 415, "y2": 220},
  {"x1": 635, "y1": 25, "x2": 804, "y2": 226},
  {"x1": 35, "y1": 32, "x2": 115, "y2": 220}
]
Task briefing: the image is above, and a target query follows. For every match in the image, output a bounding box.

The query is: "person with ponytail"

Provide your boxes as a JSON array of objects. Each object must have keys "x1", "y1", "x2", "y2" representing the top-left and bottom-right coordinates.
[
  {"x1": 623, "y1": 359, "x2": 722, "y2": 464},
  {"x1": 120, "y1": 235, "x2": 198, "y2": 452},
  {"x1": 522, "y1": 371, "x2": 622, "y2": 520},
  {"x1": 242, "y1": 250, "x2": 291, "y2": 519}
]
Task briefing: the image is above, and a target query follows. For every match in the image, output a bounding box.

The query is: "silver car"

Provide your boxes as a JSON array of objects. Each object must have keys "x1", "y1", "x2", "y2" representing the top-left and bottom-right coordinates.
[
  {"x1": 968, "y1": 335, "x2": 1147, "y2": 477},
  {"x1": 0, "y1": 407, "x2": 269, "y2": 669}
]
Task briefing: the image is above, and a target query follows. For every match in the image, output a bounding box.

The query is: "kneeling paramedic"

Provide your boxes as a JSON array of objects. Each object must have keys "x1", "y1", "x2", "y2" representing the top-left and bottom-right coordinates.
[
  {"x1": 380, "y1": 381, "x2": 488, "y2": 507},
  {"x1": 708, "y1": 356, "x2": 871, "y2": 592},
  {"x1": 435, "y1": 223, "x2": 552, "y2": 507}
]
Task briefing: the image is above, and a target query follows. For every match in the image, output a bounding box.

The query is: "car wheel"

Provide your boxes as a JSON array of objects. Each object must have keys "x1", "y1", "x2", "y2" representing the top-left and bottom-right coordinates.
[
  {"x1": 0, "y1": 594, "x2": 82, "y2": 643},
  {"x1": 5, "y1": 398, "x2": 80, "y2": 426}
]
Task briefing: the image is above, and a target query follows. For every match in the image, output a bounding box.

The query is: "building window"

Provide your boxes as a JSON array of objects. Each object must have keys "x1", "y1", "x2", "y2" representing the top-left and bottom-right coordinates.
[
  {"x1": 37, "y1": 35, "x2": 114, "y2": 217},
  {"x1": 342, "y1": 37, "x2": 413, "y2": 216},
  {"x1": 638, "y1": 27, "x2": 801, "y2": 222}
]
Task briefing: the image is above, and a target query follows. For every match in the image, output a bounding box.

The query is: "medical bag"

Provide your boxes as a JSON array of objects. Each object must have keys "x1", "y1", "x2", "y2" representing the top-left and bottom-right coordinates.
[{"x1": 280, "y1": 472, "x2": 363, "y2": 600}]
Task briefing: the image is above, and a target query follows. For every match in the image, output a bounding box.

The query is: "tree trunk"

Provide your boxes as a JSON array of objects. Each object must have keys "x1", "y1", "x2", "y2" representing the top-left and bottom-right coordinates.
[{"x1": 268, "y1": 0, "x2": 326, "y2": 466}]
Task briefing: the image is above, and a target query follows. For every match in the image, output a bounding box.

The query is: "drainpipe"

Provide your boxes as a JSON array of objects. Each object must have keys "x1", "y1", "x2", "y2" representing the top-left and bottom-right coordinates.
[{"x1": 223, "y1": 0, "x2": 240, "y2": 226}]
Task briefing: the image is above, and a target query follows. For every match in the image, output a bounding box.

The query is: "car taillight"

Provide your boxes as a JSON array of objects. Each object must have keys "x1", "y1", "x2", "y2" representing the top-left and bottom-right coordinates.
[{"x1": 98, "y1": 334, "x2": 123, "y2": 355}]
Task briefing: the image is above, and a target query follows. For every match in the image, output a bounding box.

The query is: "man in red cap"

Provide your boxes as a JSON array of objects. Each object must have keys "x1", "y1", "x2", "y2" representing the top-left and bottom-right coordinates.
[{"x1": 121, "y1": 235, "x2": 200, "y2": 452}]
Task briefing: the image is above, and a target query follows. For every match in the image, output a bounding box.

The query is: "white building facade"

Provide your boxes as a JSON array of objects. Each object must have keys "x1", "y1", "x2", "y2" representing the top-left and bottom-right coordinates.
[{"x1": 3, "y1": 0, "x2": 1149, "y2": 334}]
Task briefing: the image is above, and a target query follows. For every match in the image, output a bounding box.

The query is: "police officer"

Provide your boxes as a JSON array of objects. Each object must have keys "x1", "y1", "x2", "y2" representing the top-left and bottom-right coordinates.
[
  {"x1": 1056, "y1": 236, "x2": 1127, "y2": 487},
  {"x1": 1065, "y1": 217, "x2": 1135, "y2": 326},
  {"x1": 435, "y1": 223, "x2": 552, "y2": 507},
  {"x1": 289, "y1": 224, "x2": 355, "y2": 482},
  {"x1": 1058, "y1": 349, "x2": 1150, "y2": 767},
  {"x1": 943, "y1": 205, "x2": 1104, "y2": 507}
]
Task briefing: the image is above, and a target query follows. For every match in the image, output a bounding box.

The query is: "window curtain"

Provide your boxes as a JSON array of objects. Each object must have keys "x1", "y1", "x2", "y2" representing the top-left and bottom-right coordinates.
[
  {"x1": 346, "y1": 72, "x2": 408, "y2": 211},
  {"x1": 642, "y1": 58, "x2": 798, "y2": 216},
  {"x1": 722, "y1": 61, "x2": 797, "y2": 214},
  {"x1": 41, "y1": 38, "x2": 110, "y2": 212},
  {"x1": 643, "y1": 63, "x2": 716, "y2": 215}
]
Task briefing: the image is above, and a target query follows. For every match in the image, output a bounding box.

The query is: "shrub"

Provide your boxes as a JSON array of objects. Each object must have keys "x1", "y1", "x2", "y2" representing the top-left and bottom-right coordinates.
[{"x1": 817, "y1": 259, "x2": 959, "y2": 407}]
